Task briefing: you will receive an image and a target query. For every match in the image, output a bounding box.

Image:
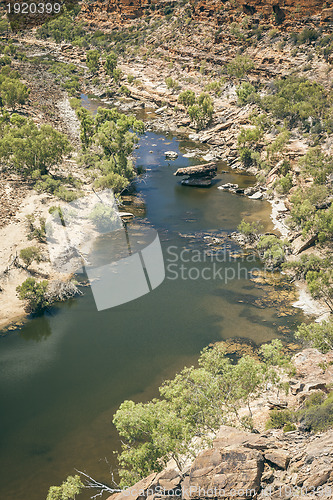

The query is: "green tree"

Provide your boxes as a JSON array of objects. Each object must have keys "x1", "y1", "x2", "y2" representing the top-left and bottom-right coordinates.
[
  {"x1": 188, "y1": 93, "x2": 214, "y2": 130},
  {"x1": 227, "y1": 55, "x2": 254, "y2": 79},
  {"x1": 178, "y1": 89, "x2": 196, "y2": 108},
  {"x1": 86, "y1": 50, "x2": 100, "y2": 74},
  {"x1": 76, "y1": 107, "x2": 94, "y2": 149},
  {"x1": 237, "y1": 219, "x2": 263, "y2": 243},
  {"x1": 46, "y1": 475, "x2": 84, "y2": 500},
  {"x1": 306, "y1": 269, "x2": 333, "y2": 312},
  {"x1": 295, "y1": 320, "x2": 333, "y2": 353},
  {"x1": 0, "y1": 78, "x2": 30, "y2": 110},
  {"x1": 257, "y1": 235, "x2": 290, "y2": 269},
  {"x1": 112, "y1": 68, "x2": 122, "y2": 83},
  {"x1": 299, "y1": 148, "x2": 333, "y2": 184},
  {"x1": 19, "y1": 246, "x2": 42, "y2": 269},
  {"x1": 105, "y1": 52, "x2": 117, "y2": 75},
  {"x1": 16, "y1": 278, "x2": 49, "y2": 314},
  {"x1": 113, "y1": 343, "x2": 283, "y2": 486},
  {"x1": 0, "y1": 115, "x2": 71, "y2": 175}
]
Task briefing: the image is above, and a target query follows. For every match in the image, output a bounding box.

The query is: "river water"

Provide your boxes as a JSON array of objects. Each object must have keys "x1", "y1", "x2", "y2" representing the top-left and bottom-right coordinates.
[{"x1": 0, "y1": 97, "x2": 306, "y2": 500}]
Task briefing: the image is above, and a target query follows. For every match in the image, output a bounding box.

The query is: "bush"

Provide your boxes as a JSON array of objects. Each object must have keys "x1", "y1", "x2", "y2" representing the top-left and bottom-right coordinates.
[
  {"x1": 298, "y1": 28, "x2": 319, "y2": 44},
  {"x1": 26, "y1": 214, "x2": 46, "y2": 242},
  {"x1": 165, "y1": 77, "x2": 180, "y2": 92},
  {"x1": 0, "y1": 77, "x2": 30, "y2": 110},
  {"x1": 16, "y1": 278, "x2": 49, "y2": 314},
  {"x1": 86, "y1": 50, "x2": 100, "y2": 74},
  {"x1": 105, "y1": 52, "x2": 117, "y2": 75},
  {"x1": 274, "y1": 173, "x2": 293, "y2": 194},
  {"x1": 260, "y1": 77, "x2": 328, "y2": 130},
  {"x1": 178, "y1": 89, "x2": 195, "y2": 108},
  {"x1": 295, "y1": 320, "x2": 333, "y2": 353},
  {"x1": 227, "y1": 55, "x2": 254, "y2": 79},
  {"x1": 283, "y1": 423, "x2": 297, "y2": 432},
  {"x1": 299, "y1": 148, "x2": 333, "y2": 184},
  {"x1": 265, "y1": 409, "x2": 297, "y2": 429},
  {"x1": 19, "y1": 246, "x2": 42, "y2": 269},
  {"x1": 299, "y1": 392, "x2": 333, "y2": 433},
  {"x1": 188, "y1": 93, "x2": 214, "y2": 130},
  {"x1": 236, "y1": 82, "x2": 257, "y2": 105},
  {"x1": 257, "y1": 235, "x2": 290, "y2": 268},
  {"x1": 237, "y1": 219, "x2": 263, "y2": 242}
]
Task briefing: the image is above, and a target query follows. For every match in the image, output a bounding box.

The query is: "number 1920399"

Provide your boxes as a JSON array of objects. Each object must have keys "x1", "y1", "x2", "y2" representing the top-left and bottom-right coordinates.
[{"x1": 6, "y1": 2, "x2": 61, "y2": 15}]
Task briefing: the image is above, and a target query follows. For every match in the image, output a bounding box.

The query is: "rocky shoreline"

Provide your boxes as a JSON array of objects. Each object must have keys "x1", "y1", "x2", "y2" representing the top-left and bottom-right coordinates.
[{"x1": 106, "y1": 347, "x2": 333, "y2": 500}]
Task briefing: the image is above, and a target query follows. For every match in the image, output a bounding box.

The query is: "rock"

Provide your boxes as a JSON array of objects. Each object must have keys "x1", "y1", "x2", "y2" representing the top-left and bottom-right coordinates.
[
  {"x1": 183, "y1": 152, "x2": 198, "y2": 158},
  {"x1": 202, "y1": 153, "x2": 216, "y2": 161},
  {"x1": 244, "y1": 186, "x2": 258, "y2": 196},
  {"x1": 186, "y1": 447, "x2": 264, "y2": 499},
  {"x1": 165, "y1": 151, "x2": 178, "y2": 160},
  {"x1": 292, "y1": 233, "x2": 318, "y2": 255},
  {"x1": 175, "y1": 163, "x2": 217, "y2": 178},
  {"x1": 267, "y1": 400, "x2": 288, "y2": 410},
  {"x1": 321, "y1": 8, "x2": 333, "y2": 22},
  {"x1": 217, "y1": 183, "x2": 239, "y2": 192},
  {"x1": 264, "y1": 449, "x2": 290, "y2": 470},
  {"x1": 155, "y1": 105, "x2": 168, "y2": 114},
  {"x1": 249, "y1": 191, "x2": 263, "y2": 200}
]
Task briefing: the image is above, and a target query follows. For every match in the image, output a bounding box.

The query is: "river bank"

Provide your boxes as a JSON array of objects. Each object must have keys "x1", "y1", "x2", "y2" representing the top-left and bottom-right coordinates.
[{"x1": 0, "y1": 31, "x2": 330, "y2": 330}]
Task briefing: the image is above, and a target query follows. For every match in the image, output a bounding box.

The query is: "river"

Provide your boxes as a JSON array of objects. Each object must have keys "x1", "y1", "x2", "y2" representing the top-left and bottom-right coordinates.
[{"x1": 0, "y1": 96, "x2": 306, "y2": 500}]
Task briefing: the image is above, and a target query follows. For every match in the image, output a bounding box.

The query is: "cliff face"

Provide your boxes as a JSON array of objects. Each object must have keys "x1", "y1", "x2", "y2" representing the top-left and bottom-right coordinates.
[{"x1": 80, "y1": 0, "x2": 330, "y2": 25}]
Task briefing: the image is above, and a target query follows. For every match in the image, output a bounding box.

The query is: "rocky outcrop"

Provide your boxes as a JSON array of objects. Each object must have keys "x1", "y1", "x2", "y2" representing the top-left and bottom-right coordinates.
[
  {"x1": 80, "y1": 0, "x2": 330, "y2": 25},
  {"x1": 107, "y1": 350, "x2": 333, "y2": 500},
  {"x1": 175, "y1": 162, "x2": 217, "y2": 187},
  {"x1": 108, "y1": 426, "x2": 333, "y2": 500}
]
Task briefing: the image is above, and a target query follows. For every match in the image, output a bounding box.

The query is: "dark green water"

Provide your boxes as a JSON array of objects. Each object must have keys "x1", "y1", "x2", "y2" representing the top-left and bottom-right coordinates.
[{"x1": 0, "y1": 98, "x2": 306, "y2": 500}]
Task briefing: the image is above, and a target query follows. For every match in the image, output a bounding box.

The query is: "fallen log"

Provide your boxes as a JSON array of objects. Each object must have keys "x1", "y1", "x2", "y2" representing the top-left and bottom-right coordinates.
[{"x1": 174, "y1": 162, "x2": 217, "y2": 178}]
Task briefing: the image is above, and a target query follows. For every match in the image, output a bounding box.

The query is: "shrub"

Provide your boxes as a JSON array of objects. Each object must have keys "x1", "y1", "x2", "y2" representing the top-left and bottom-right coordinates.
[
  {"x1": 227, "y1": 55, "x2": 254, "y2": 79},
  {"x1": 26, "y1": 215, "x2": 46, "y2": 242},
  {"x1": 19, "y1": 246, "x2": 42, "y2": 269},
  {"x1": 257, "y1": 235, "x2": 290, "y2": 268},
  {"x1": 112, "y1": 68, "x2": 122, "y2": 83},
  {"x1": 260, "y1": 77, "x2": 328, "y2": 130},
  {"x1": 299, "y1": 148, "x2": 333, "y2": 184},
  {"x1": 16, "y1": 278, "x2": 49, "y2": 314},
  {"x1": 237, "y1": 219, "x2": 263, "y2": 242},
  {"x1": 295, "y1": 320, "x2": 333, "y2": 353},
  {"x1": 236, "y1": 82, "x2": 257, "y2": 105},
  {"x1": 299, "y1": 392, "x2": 333, "y2": 433},
  {"x1": 283, "y1": 423, "x2": 297, "y2": 432},
  {"x1": 105, "y1": 52, "x2": 117, "y2": 75},
  {"x1": 274, "y1": 173, "x2": 293, "y2": 194},
  {"x1": 165, "y1": 77, "x2": 180, "y2": 92},
  {"x1": 178, "y1": 89, "x2": 195, "y2": 108},
  {"x1": 265, "y1": 409, "x2": 297, "y2": 430},
  {"x1": 298, "y1": 28, "x2": 319, "y2": 44},
  {"x1": 86, "y1": 49, "x2": 100, "y2": 74},
  {"x1": 120, "y1": 85, "x2": 131, "y2": 96},
  {"x1": 188, "y1": 93, "x2": 214, "y2": 130}
]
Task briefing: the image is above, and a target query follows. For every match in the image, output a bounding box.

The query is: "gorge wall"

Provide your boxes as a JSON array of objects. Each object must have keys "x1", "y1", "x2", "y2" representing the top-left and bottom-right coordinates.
[{"x1": 79, "y1": 0, "x2": 333, "y2": 25}]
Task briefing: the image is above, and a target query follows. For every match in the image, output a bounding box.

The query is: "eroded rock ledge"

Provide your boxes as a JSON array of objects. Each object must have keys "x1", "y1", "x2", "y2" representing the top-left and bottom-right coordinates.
[{"x1": 108, "y1": 349, "x2": 333, "y2": 500}]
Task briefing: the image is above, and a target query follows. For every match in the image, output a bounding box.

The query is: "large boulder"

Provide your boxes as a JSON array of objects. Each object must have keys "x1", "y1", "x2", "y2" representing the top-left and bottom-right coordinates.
[{"x1": 184, "y1": 446, "x2": 264, "y2": 499}]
